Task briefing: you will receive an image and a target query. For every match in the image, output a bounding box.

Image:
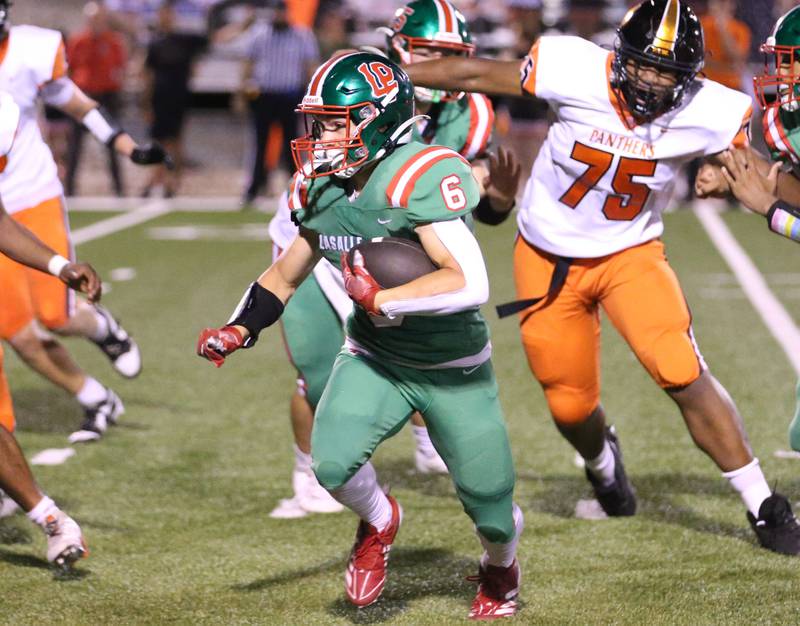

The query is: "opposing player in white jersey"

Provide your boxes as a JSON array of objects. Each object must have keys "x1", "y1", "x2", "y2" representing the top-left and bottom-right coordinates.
[
  {"x1": 0, "y1": 2, "x2": 170, "y2": 442},
  {"x1": 407, "y1": 0, "x2": 800, "y2": 555},
  {"x1": 0, "y1": 92, "x2": 95, "y2": 569}
]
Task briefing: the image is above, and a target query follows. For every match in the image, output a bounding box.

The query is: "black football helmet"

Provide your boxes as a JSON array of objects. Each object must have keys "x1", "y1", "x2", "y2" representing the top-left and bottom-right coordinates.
[{"x1": 612, "y1": 0, "x2": 704, "y2": 122}]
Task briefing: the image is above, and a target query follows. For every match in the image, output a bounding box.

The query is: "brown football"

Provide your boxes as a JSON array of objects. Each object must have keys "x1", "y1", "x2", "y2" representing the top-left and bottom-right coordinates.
[{"x1": 346, "y1": 237, "x2": 437, "y2": 289}]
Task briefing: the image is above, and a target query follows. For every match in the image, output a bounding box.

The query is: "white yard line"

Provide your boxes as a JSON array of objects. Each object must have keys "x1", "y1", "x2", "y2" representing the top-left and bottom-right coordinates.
[
  {"x1": 68, "y1": 195, "x2": 280, "y2": 214},
  {"x1": 71, "y1": 199, "x2": 173, "y2": 245},
  {"x1": 694, "y1": 205, "x2": 800, "y2": 376}
]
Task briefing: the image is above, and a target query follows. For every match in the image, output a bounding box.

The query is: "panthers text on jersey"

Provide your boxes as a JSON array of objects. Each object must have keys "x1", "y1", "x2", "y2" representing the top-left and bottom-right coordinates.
[
  {"x1": 0, "y1": 25, "x2": 66, "y2": 214},
  {"x1": 290, "y1": 140, "x2": 487, "y2": 369},
  {"x1": 518, "y1": 36, "x2": 752, "y2": 258}
]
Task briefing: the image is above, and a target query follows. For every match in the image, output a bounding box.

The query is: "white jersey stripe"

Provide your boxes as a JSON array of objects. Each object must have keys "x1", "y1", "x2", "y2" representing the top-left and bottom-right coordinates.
[
  {"x1": 433, "y1": 0, "x2": 447, "y2": 34},
  {"x1": 308, "y1": 52, "x2": 359, "y2": 98},
  {"x1": 389, "y1": 147, "x2": 454, "y2": 207},
  {"x1": 465, "y1": 93, "x2": 491, "y2": 160}
]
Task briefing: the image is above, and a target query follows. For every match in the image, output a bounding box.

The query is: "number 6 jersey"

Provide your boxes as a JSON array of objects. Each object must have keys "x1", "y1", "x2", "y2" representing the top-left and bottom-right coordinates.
[{"x1": 518, "y1": 36, "x2": 752, "y2": 258}]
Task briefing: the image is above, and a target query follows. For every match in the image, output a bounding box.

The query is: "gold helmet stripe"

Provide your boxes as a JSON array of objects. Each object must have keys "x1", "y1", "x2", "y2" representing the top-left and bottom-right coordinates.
[{"x1": 653, "y1": 0, "x2": 680, "y2": 54}]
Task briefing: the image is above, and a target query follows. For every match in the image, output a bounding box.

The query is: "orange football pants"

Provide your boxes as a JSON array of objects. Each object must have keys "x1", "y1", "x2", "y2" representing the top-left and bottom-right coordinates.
[
  {"x1": 0, "y1": 196, "x2": 74, "y2": 339},
  {"x1": 514, "y1": 236, "x2": 705, "y2": 426},
  {"x1": 0, "y1": 345, "x2": 15, "y2": 431}
]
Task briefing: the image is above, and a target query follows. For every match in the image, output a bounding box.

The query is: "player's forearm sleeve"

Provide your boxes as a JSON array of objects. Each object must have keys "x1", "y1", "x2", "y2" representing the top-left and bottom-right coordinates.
[
  {"x1": 767, "y1": 200, "x2": 800, "y2": 243},
  {"x1": 379, "y1": 219, "x2": 489, "y2": 318},
  {"x1": 40, "y1": 77, "x2": 76, "y2": 107}
]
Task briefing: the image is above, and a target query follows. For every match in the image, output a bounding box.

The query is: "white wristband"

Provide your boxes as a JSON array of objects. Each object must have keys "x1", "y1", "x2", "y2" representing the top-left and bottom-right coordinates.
[
  {"x1": 82, "y1": 107, "x2": 117, "y2": 145},
  {"x1": 47, "y1": 254, "x2": 70, "y2": 277}
]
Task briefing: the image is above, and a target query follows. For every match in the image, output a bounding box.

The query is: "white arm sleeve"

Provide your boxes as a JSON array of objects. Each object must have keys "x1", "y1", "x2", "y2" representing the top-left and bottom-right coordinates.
[
  {"x1": 40, "y1": 77, "x2": 76, "y2": 107},
  {"x1": 379, "y1": 219, "x2": 489, "y2": 318}
]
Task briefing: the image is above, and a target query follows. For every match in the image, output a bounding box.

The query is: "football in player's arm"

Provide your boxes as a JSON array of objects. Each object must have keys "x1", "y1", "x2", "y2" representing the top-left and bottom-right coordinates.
[{"x1": 200, "y1": 52, "x2": 522, "y2": 618}]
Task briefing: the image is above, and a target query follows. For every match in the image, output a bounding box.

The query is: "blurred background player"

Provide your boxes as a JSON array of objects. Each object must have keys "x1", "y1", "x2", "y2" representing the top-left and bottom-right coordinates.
[
  {"x1": 265, "y1": 0, "x2": 523, "y2": 519},
  {"x1": 141, "y1": 1, "x2": 206, "y2": 198},
  {"x1": 0, "y1": 0, "x2": 170, "y2": 442},
  {"x1": 699, "y1": 4, "x2": 800, "y2": 458},
  {"x1": 0, "y1": 91, "x2": 96, "y2": 569},
  {"x1": 406, "y1": 0, "x2": 800, "y2": 555},
  {"x1": 65, "y1": 2, "x2": 127, "y2": 197},
  {"x1": 199, "y1": 53, "x2": 523, "y2": 618}
]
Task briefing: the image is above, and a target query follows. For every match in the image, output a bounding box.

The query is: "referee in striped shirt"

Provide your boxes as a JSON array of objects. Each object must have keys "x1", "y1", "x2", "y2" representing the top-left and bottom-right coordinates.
[{"x1": 241, "y1": 1, "x2": 319, "y2": 206}]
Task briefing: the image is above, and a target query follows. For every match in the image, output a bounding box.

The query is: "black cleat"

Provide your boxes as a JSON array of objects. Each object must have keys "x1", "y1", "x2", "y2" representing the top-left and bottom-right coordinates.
[
  {"x1": 584, "y1": 426, "x2": 637, "y2": 516},
  {"x1": 69, "y1": 388, "x2": 124, "y2": 444},
  {"x1": 747, "y1": 493, "x2": 800, "y2": 556},
  {"x1": 92, "y1": 305, "x2": 142, "y2": 378}
]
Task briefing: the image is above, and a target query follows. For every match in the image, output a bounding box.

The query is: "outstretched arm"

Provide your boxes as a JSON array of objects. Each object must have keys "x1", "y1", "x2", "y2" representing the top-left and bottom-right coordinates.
[
  {"x1": 0, "y1": 206, "x2": 101, "y2": 301},
  {"x1": 405, "y1": 57, "x2": 524, "y2": 97},
  {"x1": 197, "y1": 228, "x2": 321, "y2": 366}
]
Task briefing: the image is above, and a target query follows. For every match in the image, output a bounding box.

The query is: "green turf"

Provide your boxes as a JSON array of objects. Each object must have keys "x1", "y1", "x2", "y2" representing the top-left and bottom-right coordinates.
[{"x1": 1, "y1": 209, "x2": 799, "y2": 625}]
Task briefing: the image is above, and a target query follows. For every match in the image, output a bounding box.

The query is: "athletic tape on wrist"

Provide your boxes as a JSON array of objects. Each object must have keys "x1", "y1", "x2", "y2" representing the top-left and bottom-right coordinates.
[
  {"x1": 47, "y1": 254, "x2": 70, "y2": 277},
  {"x1": 82, "y1": 107, "x2": 123, "y2": 147},
  {"x1": 767, "y1": 200, "x2": 800, "y2": 242}
]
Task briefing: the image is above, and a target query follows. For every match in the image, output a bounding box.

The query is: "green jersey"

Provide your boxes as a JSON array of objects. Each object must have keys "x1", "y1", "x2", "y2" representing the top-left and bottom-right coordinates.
[
  {"x1": 290, "y1": 140, "x2": 486, "y2": 368},
  {"x1": 763, "y1": 105, "x2": 800, "y2": 169},
  {"x1": 412, "y1": 92, "x2": 495, "y2": 161}
]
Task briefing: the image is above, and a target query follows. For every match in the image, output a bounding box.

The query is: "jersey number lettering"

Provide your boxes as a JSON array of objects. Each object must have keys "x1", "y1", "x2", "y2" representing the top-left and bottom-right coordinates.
[
  {"x1": 440, "y1": 175, "x2": 466, "y2": 211},
  {"x1": 357, "y1": 62, "x2": 398, "y2": 98},
  {"x1": 560, "y1": 142, "x2": 657, "y2": 221}
]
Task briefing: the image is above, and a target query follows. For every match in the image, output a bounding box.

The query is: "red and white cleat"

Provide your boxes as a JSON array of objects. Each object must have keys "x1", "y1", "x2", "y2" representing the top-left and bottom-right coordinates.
[
  {"x1": 344, "y1": 495, "x2": 402, "y2": 607},
  {"x1": 467, "y1": 559, "x2": 521, "y2": 620}
]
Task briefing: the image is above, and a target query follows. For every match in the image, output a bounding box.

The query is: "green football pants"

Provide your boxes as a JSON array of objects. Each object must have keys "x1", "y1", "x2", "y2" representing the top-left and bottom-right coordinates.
[{"x1": 312, "y1": 350, "x2": 516, "y2": 544}]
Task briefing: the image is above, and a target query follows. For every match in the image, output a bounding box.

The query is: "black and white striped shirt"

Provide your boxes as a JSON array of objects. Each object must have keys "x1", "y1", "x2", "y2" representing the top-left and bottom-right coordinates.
[{"x1": 246, "y1": 23, "x2": 319, "y2": 94}]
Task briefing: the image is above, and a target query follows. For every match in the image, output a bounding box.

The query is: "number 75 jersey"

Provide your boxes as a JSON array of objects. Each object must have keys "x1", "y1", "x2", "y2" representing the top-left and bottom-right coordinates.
[{"x1": 518, "y1": 36, "x2": 752, "y2": 258}]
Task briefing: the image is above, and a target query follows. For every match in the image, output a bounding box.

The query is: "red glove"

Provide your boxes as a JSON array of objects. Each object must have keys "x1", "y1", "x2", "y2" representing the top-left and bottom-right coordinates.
[
  {"x1": 341, "y1": 250, "x2": 381, "y2": 314},
  {"x1": 196, "y1": 325, "x2": 244, "y2": 368}
]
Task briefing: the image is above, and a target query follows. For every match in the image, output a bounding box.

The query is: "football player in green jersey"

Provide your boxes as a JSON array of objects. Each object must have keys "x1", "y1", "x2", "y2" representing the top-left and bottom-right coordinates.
[
  {"x1": 199, "y1": 52, "x2": 522, "y2": 619},
  {"x1": 384, "y1": 0, "x2": 520, "y2": 226},
  {"x1": 264, "y1": 0, "x2": 522, "y2": 519},
  {"x1": 705, "y1": 5, "x2": 800, "y2": 455}
]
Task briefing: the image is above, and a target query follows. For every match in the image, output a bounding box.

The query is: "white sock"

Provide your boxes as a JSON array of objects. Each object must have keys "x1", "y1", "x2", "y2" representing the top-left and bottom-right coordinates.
[
  {"x1": 85, "y1": 305, "x2": 110, "y2": 341},
  {"x1": 26, "y1": 495, "x2": 58, "y2": 526},
  {"x1": 75, "y1": 377, "x2": 107, "y2": 407},
  {"x1": 585, "y1": 439, "x2": 616, "y2": 488},
  {"x1": 293, "y1": 444, "x2": 312, "y2": 473},
  {"x1": 331, "y1": 462, "x2": 392, "y2": 532},
  {"x1": 478, "y1": 503, "x2": 524, "y2": 568},
  {"x1": 723, "y1": 458, "x2": 772, "y2": 518},
  {"x1": 412, "y1": 425, "x2": 436, "y2": 457}
]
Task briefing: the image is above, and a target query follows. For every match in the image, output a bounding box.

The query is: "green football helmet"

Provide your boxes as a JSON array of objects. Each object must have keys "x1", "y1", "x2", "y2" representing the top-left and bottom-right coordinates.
[
  {"x1": 383, "y1": 0, "x2": 474, "y2": 103},
  {"x1": 755, "y1": 5, "x2": 800, "y2": 111},
  {"x1": 291, "y1": 52, "x2": 416, "y2": 179}
]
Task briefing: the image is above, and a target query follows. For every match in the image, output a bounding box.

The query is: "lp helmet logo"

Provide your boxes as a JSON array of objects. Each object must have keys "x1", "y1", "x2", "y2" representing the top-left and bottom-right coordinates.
[{"x1": 357, "y1": 62, "x2": 398, "y2": 98}]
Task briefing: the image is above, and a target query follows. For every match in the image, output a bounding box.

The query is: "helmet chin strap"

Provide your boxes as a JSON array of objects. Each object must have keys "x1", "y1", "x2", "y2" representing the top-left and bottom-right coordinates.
[{"x1": 333, "y1": 115, "x2": 429, "y2": 179}]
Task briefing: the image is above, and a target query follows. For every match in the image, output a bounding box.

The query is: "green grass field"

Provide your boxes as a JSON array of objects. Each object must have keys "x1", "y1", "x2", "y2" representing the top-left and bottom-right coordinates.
[{"x1": 1, "y1": 208, "x2": 799, "y2": 625}]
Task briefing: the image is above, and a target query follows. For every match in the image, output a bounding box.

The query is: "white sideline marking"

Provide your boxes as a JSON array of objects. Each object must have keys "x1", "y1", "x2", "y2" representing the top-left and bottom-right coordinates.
[
  {"x1": 693, "y1": 205, "x2": 800, "y2": 376},
  {"x1": 67, "y1": 195, "x2": 280, "y2": 214},
  {"x1": 147, "y1": 224, "x2": 270, "y2": 241},
  {"x1": 30, "y1": 448, "x2": 75, "y2": 466},
  {"x1": 110, "y1": 267, "x2": 137, "y2": 281},
  {"x1": 72, "y1": 200, "x2": 172, "y2": 245}
]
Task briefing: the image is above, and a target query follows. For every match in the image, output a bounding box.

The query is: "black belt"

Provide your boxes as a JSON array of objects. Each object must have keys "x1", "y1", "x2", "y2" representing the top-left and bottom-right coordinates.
[{"x1": 496, "y1": 255, "x2": 573, "y2": 318}]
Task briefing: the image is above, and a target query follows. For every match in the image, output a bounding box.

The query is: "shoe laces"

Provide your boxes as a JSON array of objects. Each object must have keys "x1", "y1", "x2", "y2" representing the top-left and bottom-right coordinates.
[
  {"x1": 352, "y1": 522, "x2": 389, "y2": 569},
  {"x1": 466, "y1": 564, "x2": 515, "y2": 601},
  {"x1": 761, "y1": 495, "x2": 798, "y2": 528},
  {"x1": 44, "y1": 514, "x2": 61, "y2": 538}
]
